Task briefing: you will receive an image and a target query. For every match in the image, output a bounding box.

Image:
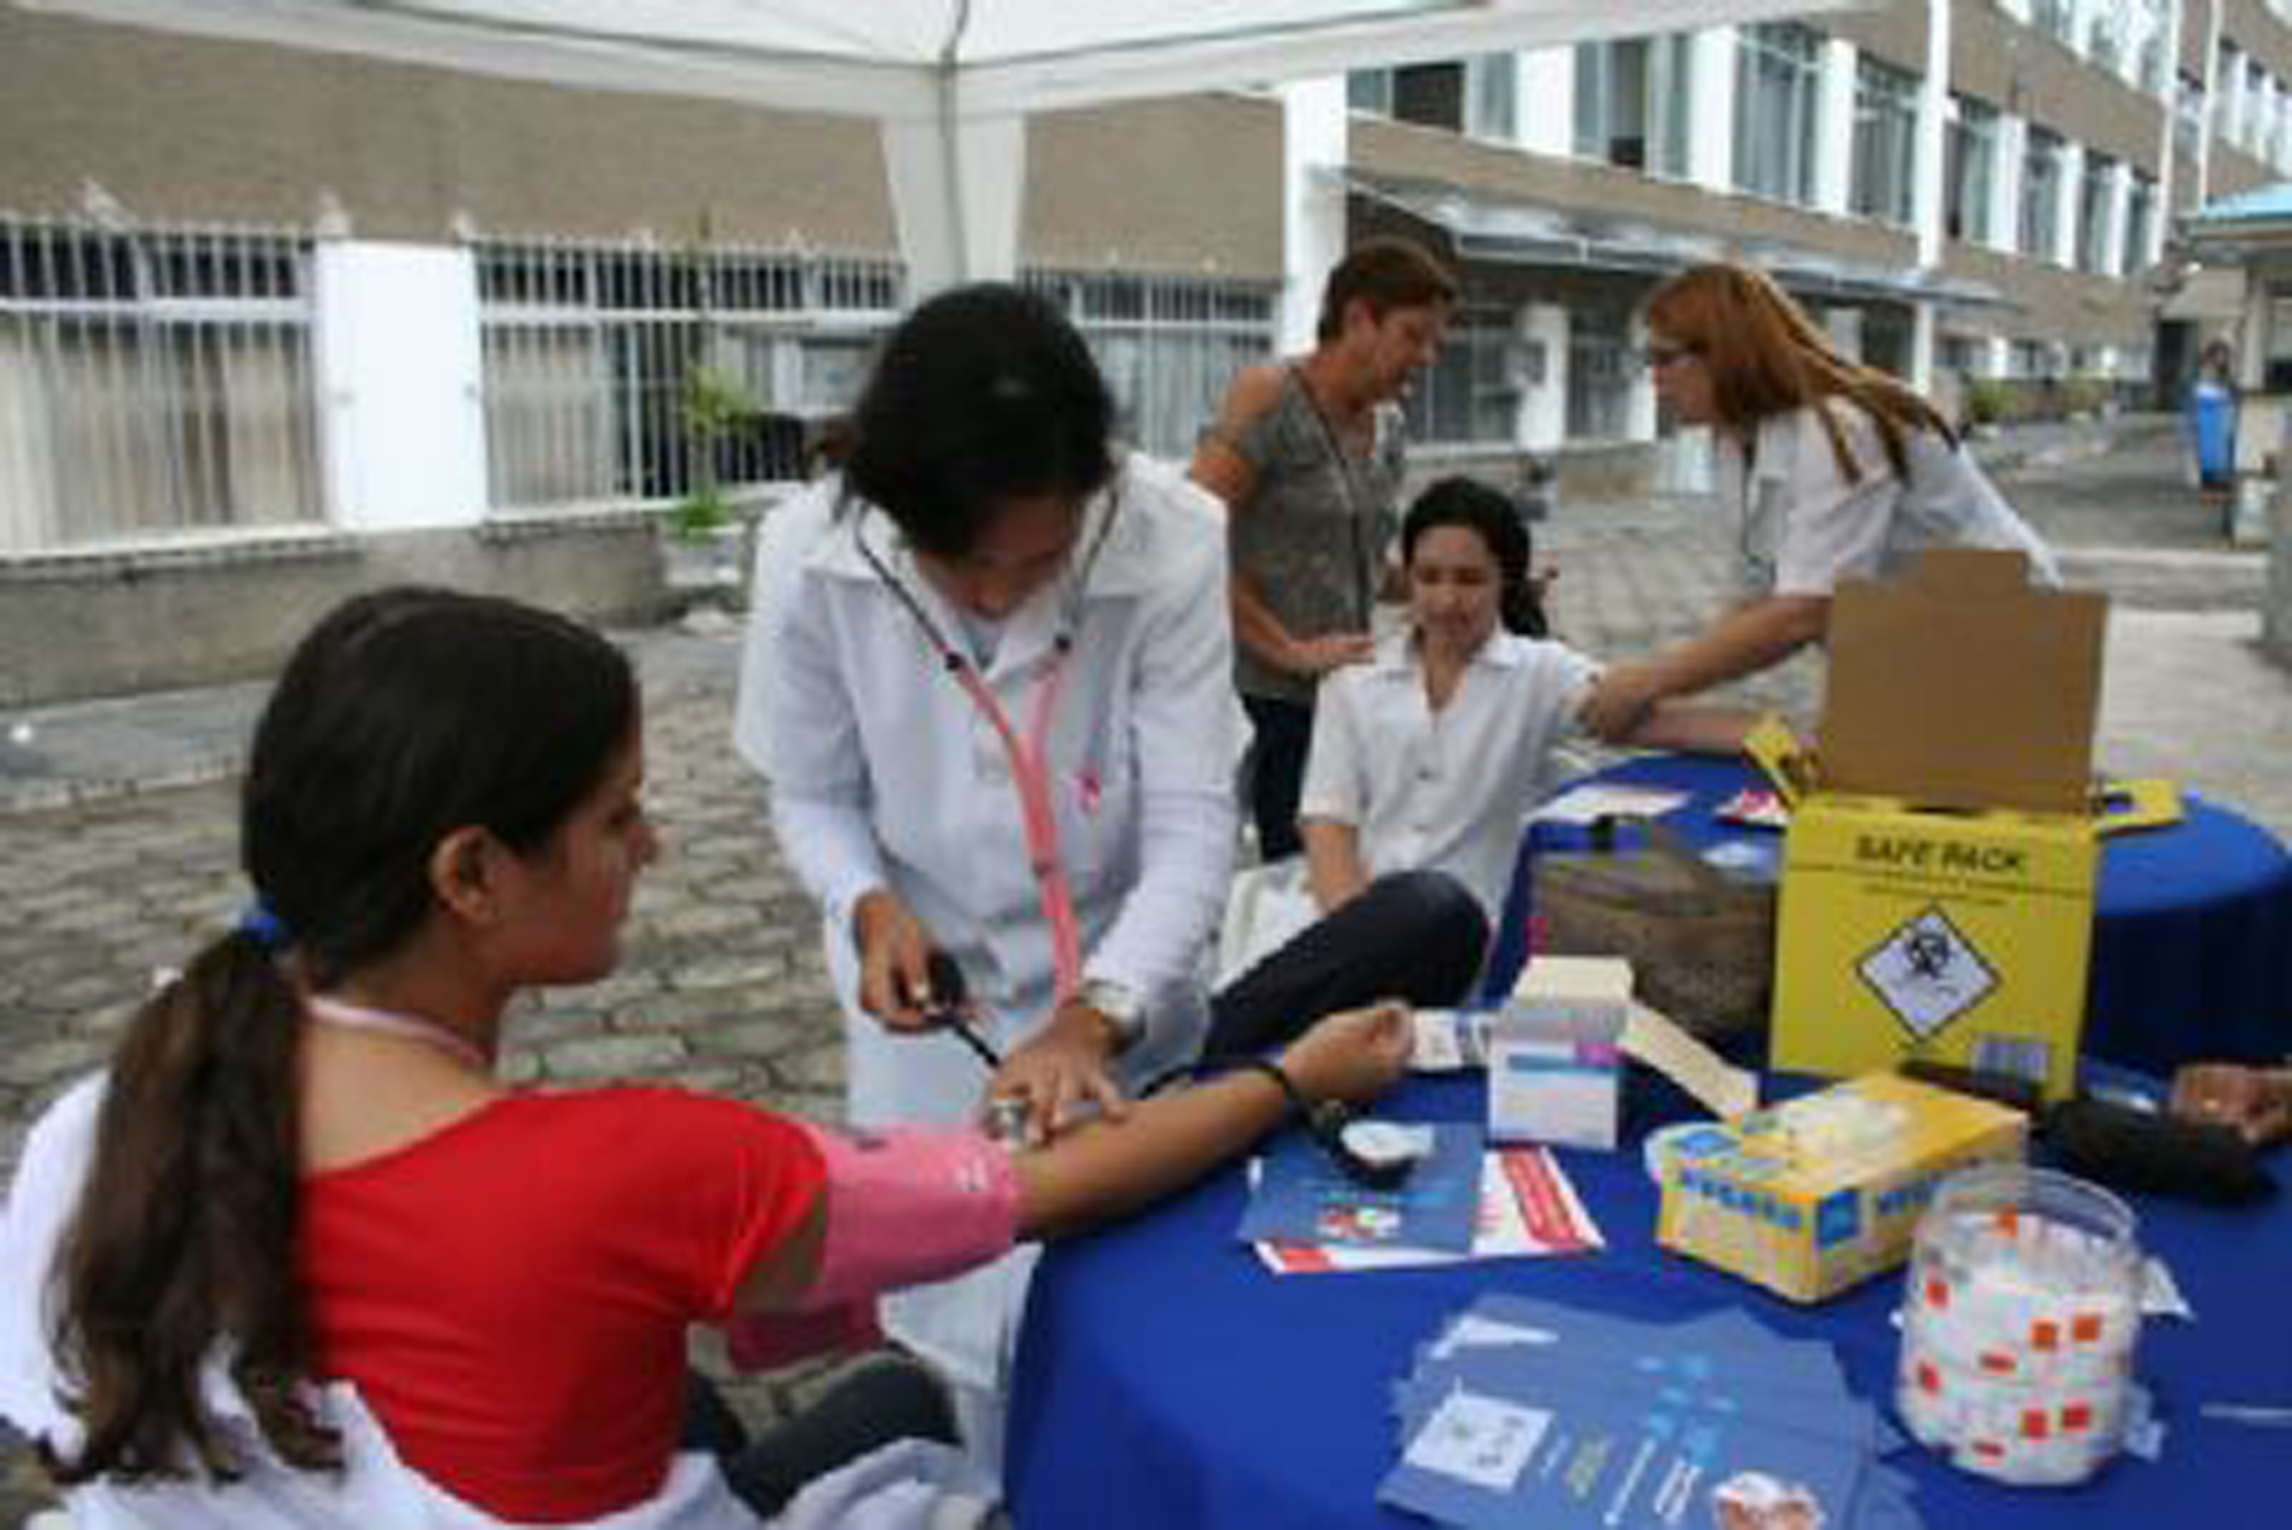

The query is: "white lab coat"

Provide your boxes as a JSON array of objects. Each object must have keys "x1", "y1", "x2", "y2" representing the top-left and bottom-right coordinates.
[{"x1": 732, "y1": 454, "x2": 1242, "y2": 1393}]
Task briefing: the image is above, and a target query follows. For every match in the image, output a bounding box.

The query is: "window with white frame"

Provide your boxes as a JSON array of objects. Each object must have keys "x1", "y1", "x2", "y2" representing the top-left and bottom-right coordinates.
[
  {"x1": 1028, "y1": 271, "x2": 1280, "y2": 457},
  {"x1": 1852, "y1": 55, "x2": 1921, "y2": 226},
  {"x1": 2030, "y1": 0, "x2": 2075, "y2": 47},
  {"x1": 1735, "y1": 22, "x2": 1822, "y2": 205},
  {"x1": 2075, "y1": 151, "x2": 2116, "y2": 274},
  {"x1": 2176, "y1": 72, "x2": 2207, "y2": 171},
  {"x1": 1566, "y1": 306, "x2": 1634, "y2": 441},
  {"x1": 2135, "y1": 0, "x2": 2171, "y2": 94},
  {"x1": 0, "y1": 216, "x2": 322, "y2": 553},
  {"x1": 2216, "y1": 44, "x2": 2244, "y2": 144},
  {"x1": 1400, "y1": 304, "x2": 1520, "y2": 446},
  {"x1": 1574, "y1": 35, "x2": 1694, "y2": 177},
  {"x1": 1347, "y1": 69, "x2": 1393, "y2": 115},
  {"x1": 2020, "y1": 127, "x2": 2067, "y2": 262},
  {"x1": 1351, "y1": 57, "x2": 1517, "y2": 144},
  {"x1": 2123, "y1": 171, "x2": 2157, "y2": 272},
  {"x1": 1946, "y1": 96, "x2": 2001, "y2": 244},
  {"x1": 2085, "y1": 1, "x2": 2124, "y2": 74},
  {"x1": 1471, "y1": 54, "x2": 1518, "y2": 142}
]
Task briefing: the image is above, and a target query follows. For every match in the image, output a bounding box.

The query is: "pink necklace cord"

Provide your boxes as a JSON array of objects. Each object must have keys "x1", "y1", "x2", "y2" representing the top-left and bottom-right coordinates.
[{"x1": 305, "y1": 993, "x2": 494, "y2": 1073}]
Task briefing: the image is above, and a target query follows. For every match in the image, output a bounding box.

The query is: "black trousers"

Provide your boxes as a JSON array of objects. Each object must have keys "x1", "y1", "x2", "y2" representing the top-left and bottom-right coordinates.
[
  {"x1": 682, "y1": 1355, "x2": 959, "y2": 1521},
  {"x1": 1240, "y1": 694, "x2": 1316, "y2": 862},
  {"x1": 1199, "y1": 868, "x2": 1488, "y2": 1063}
]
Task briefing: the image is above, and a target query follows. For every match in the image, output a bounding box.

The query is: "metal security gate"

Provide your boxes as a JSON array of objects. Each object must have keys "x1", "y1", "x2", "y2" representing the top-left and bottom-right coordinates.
[
  {"x1": 0, "y1": 216, "x2": 322, "y2": 555},
  {"x1": 475, "y1": 239, "x2": 905, "y2": 513}
]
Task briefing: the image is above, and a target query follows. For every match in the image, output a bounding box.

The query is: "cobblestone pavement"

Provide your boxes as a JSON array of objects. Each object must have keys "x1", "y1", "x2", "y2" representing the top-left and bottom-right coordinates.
[{"x1": 1, "y1": 416, "x2": 2284, "y2": 1521}]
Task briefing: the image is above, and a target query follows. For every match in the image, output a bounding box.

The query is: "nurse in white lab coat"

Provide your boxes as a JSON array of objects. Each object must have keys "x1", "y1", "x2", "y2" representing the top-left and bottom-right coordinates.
[
  {"x1": 733, "y1": 284, "x2": 1243, "y2": 1407},
  {"x1": 1581, "y1": 262, "x2": 2056, "y2": 741}
]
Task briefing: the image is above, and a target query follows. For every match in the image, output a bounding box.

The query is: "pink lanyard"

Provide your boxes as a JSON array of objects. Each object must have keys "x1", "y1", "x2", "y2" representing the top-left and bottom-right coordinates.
[
  {"x1": 304, "y1": 993, "x2": 493, "y2": 1072},
  {"x1": 855, "y1": 495, "x2": 1122, "y2": 1007}
]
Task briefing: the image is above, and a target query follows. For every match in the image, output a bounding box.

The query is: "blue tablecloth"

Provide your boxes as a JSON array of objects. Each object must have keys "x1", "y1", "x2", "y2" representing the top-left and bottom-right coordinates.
[
  {"x1": 1006, "y1": 1070, "x2": 2292, "y2": 1529},
  {"x1": 1479, "y1": 755, "x2": 2292, "y2": 1075}
]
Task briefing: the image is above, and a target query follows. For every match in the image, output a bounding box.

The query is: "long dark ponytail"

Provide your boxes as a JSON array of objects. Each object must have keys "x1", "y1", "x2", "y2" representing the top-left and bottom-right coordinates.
[{"x1": 48, "y1": 587, "x2": 636, "y2": 1485}]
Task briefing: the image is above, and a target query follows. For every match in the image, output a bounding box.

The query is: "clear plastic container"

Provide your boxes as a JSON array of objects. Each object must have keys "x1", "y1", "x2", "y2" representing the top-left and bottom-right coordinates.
[{"x1": 1894, "y1": 1164, "x2": 2142, "y2": 1486}]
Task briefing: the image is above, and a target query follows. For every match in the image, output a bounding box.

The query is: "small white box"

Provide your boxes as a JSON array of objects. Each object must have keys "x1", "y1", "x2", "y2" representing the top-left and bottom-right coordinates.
[{"x1": 1486, "y1": 993, "x2": 1625, "y2": 1150}]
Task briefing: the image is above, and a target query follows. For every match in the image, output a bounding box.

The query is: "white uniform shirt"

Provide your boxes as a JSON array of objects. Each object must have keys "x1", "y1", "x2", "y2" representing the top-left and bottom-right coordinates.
[
  {"x1": 733, "y1": 457, "x2": 1241, "y2": 1396},
  {"x1": 1723, "y1": 402, "x2": 2058, "y2": 598},
  {"x1": 734, "y1": 454, "x2": 1242, "y2": 1101},
  {"x1": 1299, "y1": 629, "x2": 1599, "y2": 921}
]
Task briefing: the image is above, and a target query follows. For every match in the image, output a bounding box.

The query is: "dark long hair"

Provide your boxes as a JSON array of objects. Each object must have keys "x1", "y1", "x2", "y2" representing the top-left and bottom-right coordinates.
[
  {"x1": 841, "y1": 282, "x2": 1116, "y2": 560},
  {"x1": 1401, "y1": 476, "x2": 1548, "y2": 638},
  {"x1": 48, "y1": 586, "x2": 636, "y2": 1486}
]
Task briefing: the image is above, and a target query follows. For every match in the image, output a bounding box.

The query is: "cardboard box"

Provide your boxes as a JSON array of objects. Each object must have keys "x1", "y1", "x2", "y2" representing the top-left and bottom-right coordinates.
[
  {"x1": 1751, "y1": 552, "x2": 2178, "y2": 1101},
  {"x1": 1655, "y1": 1073, "x2": 2027, "y2": 1303}
]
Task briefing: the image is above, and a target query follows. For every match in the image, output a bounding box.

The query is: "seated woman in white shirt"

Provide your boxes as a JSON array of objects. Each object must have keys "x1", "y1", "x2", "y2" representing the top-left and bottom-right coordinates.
[{"x1": 1299, "y1": 476, "x2": 1754, "y2": 924}]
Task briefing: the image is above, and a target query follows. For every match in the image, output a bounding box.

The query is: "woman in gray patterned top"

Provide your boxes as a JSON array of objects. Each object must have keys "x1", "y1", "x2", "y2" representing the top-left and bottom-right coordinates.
[{"x1": 1191, "y1": 238, "x2": 1456, "y2": 860}]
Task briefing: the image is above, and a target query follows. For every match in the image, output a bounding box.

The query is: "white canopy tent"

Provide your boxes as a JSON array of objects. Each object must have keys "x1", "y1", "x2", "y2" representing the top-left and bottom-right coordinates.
[{"x1": 30, "y1": 0, "x2": 1865, "y2": 293}]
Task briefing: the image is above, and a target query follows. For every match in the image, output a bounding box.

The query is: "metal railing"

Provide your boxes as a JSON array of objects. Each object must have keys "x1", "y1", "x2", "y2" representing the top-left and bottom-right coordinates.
[
  {"x1": 474, "y1": 239, "x2": 905, "y2": 513},
  {"x1": 1025, "y1": 269, "x2": 1280, "y2": 459},
  {"x1": 0, "y1": 215, "x2": 322, "y2": 555}
]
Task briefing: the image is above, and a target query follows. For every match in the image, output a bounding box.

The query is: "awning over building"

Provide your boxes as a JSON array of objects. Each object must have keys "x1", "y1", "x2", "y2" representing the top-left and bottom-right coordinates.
[
  {"x1": 2181, "y1": 183, "x2": 2292, "y2": 263},
  {"x1": 1344, "y1": 169, "x2": 2014, "y2": 314}
]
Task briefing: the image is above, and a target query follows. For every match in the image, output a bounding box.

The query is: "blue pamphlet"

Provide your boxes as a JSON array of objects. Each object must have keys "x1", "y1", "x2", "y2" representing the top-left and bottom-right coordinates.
[{"x1": 1238, "y1": 1122, "x2": 1482, "y2": 1253}]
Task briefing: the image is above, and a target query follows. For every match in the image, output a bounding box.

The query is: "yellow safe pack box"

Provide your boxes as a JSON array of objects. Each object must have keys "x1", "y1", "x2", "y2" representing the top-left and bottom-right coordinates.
[
  {"x1": 1750, "y1": 551, "x2": 2178, "y2": 1102},
  {"x1": 1655, "y1": 1072, "x2": 2028, "y2": 1303}
]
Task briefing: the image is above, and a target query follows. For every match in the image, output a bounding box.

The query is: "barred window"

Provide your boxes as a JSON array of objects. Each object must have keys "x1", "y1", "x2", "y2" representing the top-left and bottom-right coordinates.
[
  {"x1": 474, "y1": 241, "x2": 902, "y2": 512},
  {"x1": 1025, "y1": 270, "x2": 1279, "y2": 459},
  {"x1": 1402, "y1": 305, "x2": 1519, "y2": 447},
  {"x1": 0, "y1": 217, "x2": 321, "y2": 554}
]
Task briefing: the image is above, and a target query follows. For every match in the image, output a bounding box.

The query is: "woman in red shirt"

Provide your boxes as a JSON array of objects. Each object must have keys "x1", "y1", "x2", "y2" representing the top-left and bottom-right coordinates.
[{"x1": 6, "y1": 587, "x2": 1407, "y2": 1526}]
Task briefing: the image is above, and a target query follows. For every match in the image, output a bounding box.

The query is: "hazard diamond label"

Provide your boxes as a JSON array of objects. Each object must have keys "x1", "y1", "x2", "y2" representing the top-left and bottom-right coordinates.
[{"x1": 1856, "y1": 907, "x2": 1999, "y2": 1039}]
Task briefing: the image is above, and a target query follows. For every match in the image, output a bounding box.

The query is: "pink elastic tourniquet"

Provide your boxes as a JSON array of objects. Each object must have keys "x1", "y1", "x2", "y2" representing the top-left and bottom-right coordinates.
[{"x1": 724, "y1": 1122, "x2": 1020, "y2": 1373}]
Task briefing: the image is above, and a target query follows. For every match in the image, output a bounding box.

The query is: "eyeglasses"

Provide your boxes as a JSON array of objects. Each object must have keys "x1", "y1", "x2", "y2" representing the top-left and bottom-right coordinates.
[{"x1": 1640, "y1": 343, "x2": 1698, "y2": 371}]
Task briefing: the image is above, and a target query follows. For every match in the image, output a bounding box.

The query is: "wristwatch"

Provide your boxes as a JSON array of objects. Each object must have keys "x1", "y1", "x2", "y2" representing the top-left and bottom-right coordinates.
[{"x1": 1077, "y1": 977, "x2": 1147, "y2": 1052}]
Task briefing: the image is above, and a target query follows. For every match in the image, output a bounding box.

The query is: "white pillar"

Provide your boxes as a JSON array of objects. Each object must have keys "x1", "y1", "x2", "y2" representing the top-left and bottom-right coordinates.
[
  {"x1": 1520, "y1": 304, "x2": 1568, "y2": 452},
  {"x1": 880, "y1": 110, "x2": 1027, "y2": 296},
  {"x1": 1519, "y1": 47, "x2": 1574, "y2": 158},
  {"x1": 311, "y1": 241, "x2": 488, "y2": 532},
  {"x1": 1913, "y1": 0, "x2": 1952, "y2": 270},
  {"x1": 1815, "y1": 37, "x2": 1858, "y2": 216},
  {"x1": 1280, "y1": 77, "x2": 1350, "y2": 355},
  {"x1": 1982, "y1": 335, "x2": 2010, "y2": 379},
  {"x1": 1993, "y1": 114, "x2": 2027, "y2": 256},
  {"x1": 1688, "y1": 27, "x2": 1739, "y2": 194}
]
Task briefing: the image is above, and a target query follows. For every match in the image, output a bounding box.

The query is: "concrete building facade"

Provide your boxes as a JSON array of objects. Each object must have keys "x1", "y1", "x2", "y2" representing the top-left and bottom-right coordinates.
[{"x1": 2, "y1": 2, "x2": 2281, "y2": 700}]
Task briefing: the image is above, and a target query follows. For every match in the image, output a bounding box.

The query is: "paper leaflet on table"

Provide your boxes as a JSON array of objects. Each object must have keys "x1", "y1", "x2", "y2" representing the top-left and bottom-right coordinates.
[
  {"x1": 1253, "y1": 1146, "x2": 1603, "y2": 1273},
  {"x1": 1237, "y1": 1122, "x2": 1483, "y2": 1253},
  {"x1": 1529, "y1": 782, "x2": 1691, "y2": 826},
  {"x1": 1380, "y1": 1293, "x2": 1923, "y2": 1529}
]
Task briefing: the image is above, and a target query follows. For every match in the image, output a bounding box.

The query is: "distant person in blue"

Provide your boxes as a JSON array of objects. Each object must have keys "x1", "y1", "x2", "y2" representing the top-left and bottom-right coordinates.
[{"x1": 2186, "y1": 337, "x2": 2237, "y2": 494}]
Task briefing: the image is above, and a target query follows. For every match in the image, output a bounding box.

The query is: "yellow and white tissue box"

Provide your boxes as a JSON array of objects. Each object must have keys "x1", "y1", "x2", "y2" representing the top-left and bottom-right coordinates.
[{"x1": 1654, "y1": 1073, "x2": 2027, "y2": 1303}]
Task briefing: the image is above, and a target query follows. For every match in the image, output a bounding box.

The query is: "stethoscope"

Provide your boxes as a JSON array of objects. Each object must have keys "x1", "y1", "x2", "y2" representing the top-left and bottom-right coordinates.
[{"x1": 851, "y1": 483, "x2": 1124, "y2": 1011}]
